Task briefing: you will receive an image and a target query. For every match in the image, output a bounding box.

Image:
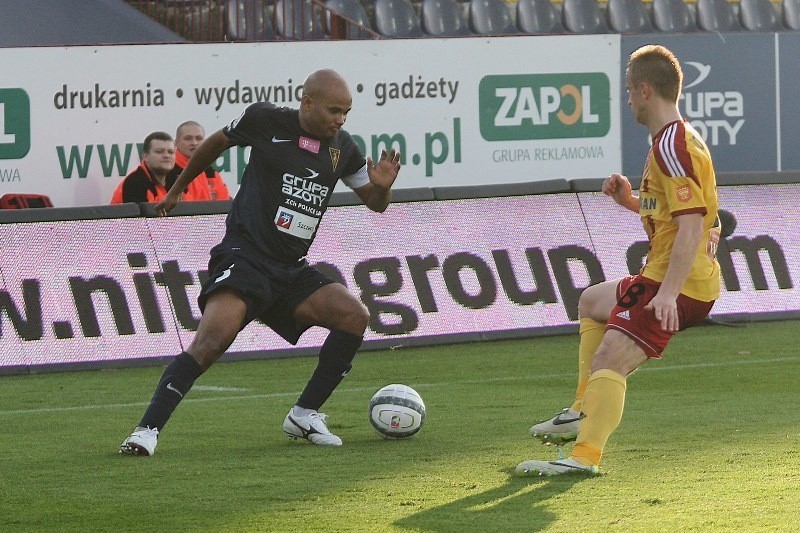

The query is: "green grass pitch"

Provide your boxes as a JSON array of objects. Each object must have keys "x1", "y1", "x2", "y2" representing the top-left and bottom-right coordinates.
[{"x1": 1, "y1": 320, "x2": 798, "y2": 531}]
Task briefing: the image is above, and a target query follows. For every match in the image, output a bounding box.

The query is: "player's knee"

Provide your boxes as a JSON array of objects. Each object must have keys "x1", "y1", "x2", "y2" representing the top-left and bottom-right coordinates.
[
  {"x1": 325, "y1": 298, "x2": 369, "y2": 335},
  {"x1": 577, "y1": 289, "x2": 598, "y2": 319},
  {"x1": 578, "y1": 282, "x2": 617, "y2": 321},
  {"x1": 341, "y1": 301, "x2": 370, "y2": 334}
]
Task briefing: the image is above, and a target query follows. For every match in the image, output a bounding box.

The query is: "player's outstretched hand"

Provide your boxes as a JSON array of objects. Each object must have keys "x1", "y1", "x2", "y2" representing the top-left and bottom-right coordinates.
[
  {"x1": 154, "y1": 191, "x2": 180, "y2": 217},
  {"x1": 367, "y1": 149, "x2": 401, "y2": 190}
]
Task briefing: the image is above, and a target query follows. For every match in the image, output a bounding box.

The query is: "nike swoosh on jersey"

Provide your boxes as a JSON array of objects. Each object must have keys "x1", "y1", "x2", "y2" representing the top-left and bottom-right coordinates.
[{"x1": 272, "y1": 136, "x2": 291, "y2": 143}]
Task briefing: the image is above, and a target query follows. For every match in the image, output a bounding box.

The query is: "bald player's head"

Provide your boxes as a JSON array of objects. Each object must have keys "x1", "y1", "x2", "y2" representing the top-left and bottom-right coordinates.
[
  {"x1": 299, "y1": 69, "x2": 353, "y2": 140},
  {"x1": 302, "y1": 69, "x2": 349, "y2": 98}
]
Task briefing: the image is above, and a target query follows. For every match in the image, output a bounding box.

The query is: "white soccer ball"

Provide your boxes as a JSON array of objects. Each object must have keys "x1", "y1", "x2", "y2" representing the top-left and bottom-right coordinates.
[{"x1": 368, "y1": 383, "x2": 426, "y2": 439}]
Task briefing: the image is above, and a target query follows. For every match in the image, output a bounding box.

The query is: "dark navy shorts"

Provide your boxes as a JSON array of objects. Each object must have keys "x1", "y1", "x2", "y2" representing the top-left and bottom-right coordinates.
[{"x1": 198, "y1": 236, "x2": 335, "y2": 345}]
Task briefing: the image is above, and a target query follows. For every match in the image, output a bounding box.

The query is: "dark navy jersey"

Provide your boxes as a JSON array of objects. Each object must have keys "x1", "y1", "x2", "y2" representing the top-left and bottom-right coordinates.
[{"x1": 222, "y1": 102, "x2": 366, "y2": 262}]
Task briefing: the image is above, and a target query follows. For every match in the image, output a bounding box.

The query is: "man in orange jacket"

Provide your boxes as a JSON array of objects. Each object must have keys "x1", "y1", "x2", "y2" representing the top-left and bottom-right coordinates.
[
  {"x1": 170, "y1": 121, "x2": 231, "y2": 201},
  {"x1": 110, "y1": 131, "x2": 212, "y2": 204}
]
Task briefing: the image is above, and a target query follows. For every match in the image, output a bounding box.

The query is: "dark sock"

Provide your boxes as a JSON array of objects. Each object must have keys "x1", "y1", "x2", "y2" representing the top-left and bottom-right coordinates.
[
  {"x1": 296, "y1": 330, "x2": 363, "y2": 410},
  {"x1": 138, "y1": 352, "x2": 203, "y2": 431}
]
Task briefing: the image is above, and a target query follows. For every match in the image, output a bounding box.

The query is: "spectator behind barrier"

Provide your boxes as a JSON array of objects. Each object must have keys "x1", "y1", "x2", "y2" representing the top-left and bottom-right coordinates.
[
  {"x1": 169, "y1": 121, "x2": 231, "y2": 201},
  {"x1": 110, "y1": 131, "x2": 213, "y2": 204}
]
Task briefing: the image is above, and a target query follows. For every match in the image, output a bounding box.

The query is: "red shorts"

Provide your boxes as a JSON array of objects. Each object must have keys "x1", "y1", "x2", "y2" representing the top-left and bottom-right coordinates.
[{"x1": 606, "y1": 275, "x2": 714, "y2": 359}]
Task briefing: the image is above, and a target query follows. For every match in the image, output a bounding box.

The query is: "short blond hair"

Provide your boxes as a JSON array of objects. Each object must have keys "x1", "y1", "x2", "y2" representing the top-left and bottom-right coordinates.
[{"x1": 627, "y1": 45, "x2": 683, "y2": 103}]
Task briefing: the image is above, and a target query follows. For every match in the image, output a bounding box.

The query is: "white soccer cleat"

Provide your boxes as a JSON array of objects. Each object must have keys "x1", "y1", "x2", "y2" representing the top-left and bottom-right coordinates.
[
  {"x1": 530, "y1": 407, "x2": 584, "y2": 446},
  {"x1": 515, "y1": 457, "x2": 599, "y2": 477},
  {"x1": 283, "y1": 410, "x2": 343, "y2": 446},
  {"x1": 119, "y1": 426, "x2": 159, "y2": 456}
]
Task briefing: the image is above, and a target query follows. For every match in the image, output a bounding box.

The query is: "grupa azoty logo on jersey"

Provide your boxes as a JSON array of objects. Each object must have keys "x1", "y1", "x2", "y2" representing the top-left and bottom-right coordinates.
[
  {"x1": 281, "y1": 167, "x2": 328, "y2": 207},
  {"x1": 680, "y1": 62, "x2": 744, "y2": 147},
  {"x1": 478, "y1": 73, "x2": 611, "y2": 141}
]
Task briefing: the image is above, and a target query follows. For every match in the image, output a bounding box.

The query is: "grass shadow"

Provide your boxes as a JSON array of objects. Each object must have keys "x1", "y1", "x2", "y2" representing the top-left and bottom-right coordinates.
[{"x1": 393, "y1": 469, "x2": 592, "y2": 532}]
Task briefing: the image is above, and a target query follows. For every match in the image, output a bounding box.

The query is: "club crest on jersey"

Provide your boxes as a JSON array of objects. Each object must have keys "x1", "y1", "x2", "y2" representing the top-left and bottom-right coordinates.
[
  {"x1": 329, "y1": 147, "x2": 340, "y2": 172},
  {"x1": 676, "y1": 185, "x2": 692, "y2": 202},
  {"x1": 277, "y1": 211, "x2": 293, "y2": 229},
  {"x1": 299, "y1": 136, "x2": 320, "y2": 154}
]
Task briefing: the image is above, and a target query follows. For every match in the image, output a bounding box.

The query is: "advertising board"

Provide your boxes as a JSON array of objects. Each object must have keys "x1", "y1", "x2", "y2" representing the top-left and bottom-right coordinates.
[
  {"x1": 2, "y1": 185, "x2": 797, "y2": 372},
  {"x1": 0, "y1": 36, "x2": 621, "y2": 207},
  {"x1": 621, "y1": 34, "x2": 778, "y2": 176}
]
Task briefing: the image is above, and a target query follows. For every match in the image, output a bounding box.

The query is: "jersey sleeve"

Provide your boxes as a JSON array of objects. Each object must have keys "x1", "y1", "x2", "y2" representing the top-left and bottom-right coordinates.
[
  {"x1": 337, "y1": 130, "x2": 368, "y2": 189},
  {"x1": 223, "y1": 102, "x2": 275, "y2": 147},
  {"x1": 341, "y1": 164, "x2": 370, "y2": 189},
  {"x1": 653, "y1": 123, "x2": 709, "y2": 217}
]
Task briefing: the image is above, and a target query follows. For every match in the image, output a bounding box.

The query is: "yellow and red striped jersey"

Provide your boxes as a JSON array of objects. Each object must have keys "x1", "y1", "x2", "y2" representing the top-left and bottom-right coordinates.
[{"x1": 638, "y1": 119, "x2": 721, "y2": 302}]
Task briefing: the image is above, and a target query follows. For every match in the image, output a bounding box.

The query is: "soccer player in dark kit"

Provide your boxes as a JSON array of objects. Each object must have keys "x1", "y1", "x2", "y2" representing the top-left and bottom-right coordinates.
[{"x1": 120, "y1": 69, "x2": 402, "y2": 455}]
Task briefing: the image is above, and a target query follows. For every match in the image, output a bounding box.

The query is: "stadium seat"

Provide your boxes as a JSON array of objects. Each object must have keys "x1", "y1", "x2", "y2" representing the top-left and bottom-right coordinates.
[
  {"x1": 224, "y1": 0, "x2": 275, "y2": 41},
  {"x1": 516, "y1": 0, "x2": 566, "y2": 34},
  {"x1": 468, "y1": 0, "x2": 519, "y2": 34},
  {"x1": 696, "y1": 0, "x2": 743, "y2": 31},
  {"x1": 0, "y1": 193, "x2": 53, "y2": 209},
  {"x1": 607, "y1": 0, "x2": 655, "y2": 32},
  {"x1": 785, "y1": 0, "x2": 800, "y2": 29},
  {"x1": 652, "y1": 0, "x2": 698, "y2": 32},
  {"x1": 561, "y1": 0, "x2": 610, "y2": 33},
  {"x1": 373, "y1": 0, "x2": 425, "y2": 37},
  {"x1": 275, "y1": 0, "x2": 326, "y2": 39},
  {"x1": 739, "y1": 0, "x2": 782, "y2": 29},
  {"x1": 325, "y1": 0, "x2": 376, "y2": 38},
  {"x1": 421, "y1": 0, "x2": 473, "y2": 36}
]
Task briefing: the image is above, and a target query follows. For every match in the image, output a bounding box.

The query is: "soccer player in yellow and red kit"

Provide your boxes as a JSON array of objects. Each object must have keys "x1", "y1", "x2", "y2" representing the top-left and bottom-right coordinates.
[{"x1": 517, "y1": 44, "x2": 722, "y2": 476}]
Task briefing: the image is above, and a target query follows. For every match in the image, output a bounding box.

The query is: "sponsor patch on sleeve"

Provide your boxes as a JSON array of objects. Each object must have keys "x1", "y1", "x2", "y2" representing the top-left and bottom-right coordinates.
[{"x1": 676, "y1": 184, "x2": 692, "y2": 202}]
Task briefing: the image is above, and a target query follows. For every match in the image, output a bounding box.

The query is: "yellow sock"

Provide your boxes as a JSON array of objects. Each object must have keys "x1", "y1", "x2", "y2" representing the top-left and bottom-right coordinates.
[
  {"x1": 571, "y1": 369, "x2": 627, "y2": 467},
  {"x1": 570, "y1": 318, "x2": 606, "y2": 412}
]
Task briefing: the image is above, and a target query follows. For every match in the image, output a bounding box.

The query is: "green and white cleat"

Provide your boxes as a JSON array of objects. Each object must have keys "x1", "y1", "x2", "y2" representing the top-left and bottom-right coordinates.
[{"x1": 530, "y1": 407, "x2": 584, "y2": 446}]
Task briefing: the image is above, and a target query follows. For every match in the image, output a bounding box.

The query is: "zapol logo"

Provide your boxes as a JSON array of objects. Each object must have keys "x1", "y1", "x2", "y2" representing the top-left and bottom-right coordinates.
[
  {"x1": 0, "y1": 88, "x2": 31, "y2": 159},
  {"x1": 479, "y1": 74, "x2": 610, "y2": 141}
]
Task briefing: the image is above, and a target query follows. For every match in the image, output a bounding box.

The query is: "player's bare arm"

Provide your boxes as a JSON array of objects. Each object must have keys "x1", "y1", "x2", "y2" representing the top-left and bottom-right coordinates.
[
  {"x1": 603, "y1": 173, "x2": 639, "y2": 213},
  {"x1": 645, "y1": 212, "x2": 704, "y2": 332},
  {"x1": 356, "y1": 148, "x2": 402, "y2": 213},
  {"x1": 155, "y1": 129, "x2": 232, "y2": 216}
]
